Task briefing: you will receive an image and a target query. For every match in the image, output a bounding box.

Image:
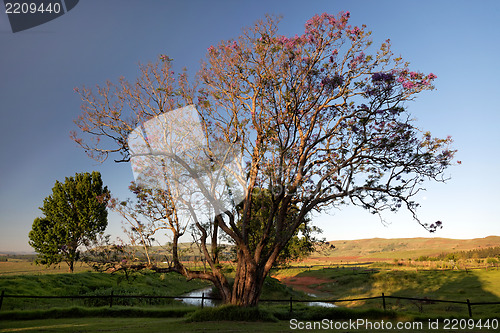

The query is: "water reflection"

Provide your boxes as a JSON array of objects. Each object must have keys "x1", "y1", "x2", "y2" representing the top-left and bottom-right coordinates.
[
  {"x1": 306, "y1": 293, "x2": 337, "y2": 308},
  {"x1": 176, "y1": 287, "x2": 221, "y2": 307}
]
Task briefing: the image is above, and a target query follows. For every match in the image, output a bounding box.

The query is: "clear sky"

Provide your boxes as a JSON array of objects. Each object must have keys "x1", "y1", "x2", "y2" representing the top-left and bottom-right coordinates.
[{"x1": 1, "y1": 1, "x2": 499, "y2": 252}]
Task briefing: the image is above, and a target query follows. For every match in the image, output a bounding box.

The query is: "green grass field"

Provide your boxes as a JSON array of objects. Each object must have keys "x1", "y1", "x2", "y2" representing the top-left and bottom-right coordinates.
[
  {"x1": 0, "y1": 317, "x2": 290, "y2": 333},
  {"x1": 0, "y1": 267, "x2": 211, "y2": 311},
  {"x1": 2, "y1": 316, "x2": 500, "y2": 332},
  {"x1": 0, "y1": 259, "x2": 90, "y2": 275},
  {"x1": 273, "y1": 264, "x2": 500, "y2": 317},
  {"x1": 1, "y1": 240, "x2": 499, "y2": 332},
  {"x1": 0, "y1": 317, "x2": 384, "y2": 333}
]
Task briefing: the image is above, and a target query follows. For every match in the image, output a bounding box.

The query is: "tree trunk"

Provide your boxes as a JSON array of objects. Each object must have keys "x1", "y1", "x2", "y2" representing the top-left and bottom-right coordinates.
[
  {"x1": 230, "y1": 251, "x2": 266, "y2": 306},
  {"x1": 171, "y1": 232, "x2": 182, "y2": 270},
  {"x1": 68, "y1": 260, "x2": 74, "y2": 273}
]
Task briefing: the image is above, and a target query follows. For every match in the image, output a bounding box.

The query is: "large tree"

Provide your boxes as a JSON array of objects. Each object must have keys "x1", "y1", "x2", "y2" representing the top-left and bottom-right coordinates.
[
  {"x1": 29, "y1": 171, "x2": 110, "y2": 272},
  {"x1": 72, "y1": 12, "x2": 456, "y2": 305}
]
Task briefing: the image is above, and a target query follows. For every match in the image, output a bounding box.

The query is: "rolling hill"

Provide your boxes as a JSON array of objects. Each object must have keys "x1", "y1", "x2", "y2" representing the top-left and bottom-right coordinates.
[{"x1": 312, "y1": 236, "x2": 500, "y2": 261}]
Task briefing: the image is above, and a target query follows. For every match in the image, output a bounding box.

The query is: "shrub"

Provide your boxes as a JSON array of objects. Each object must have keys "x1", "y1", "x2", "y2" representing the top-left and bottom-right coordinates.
[
  {"x1": 188, "y1": 305, "x2": 278, "y2": 322},
  {"x1": 486, "y1": 258, "x2": 498, "y2": 265}
]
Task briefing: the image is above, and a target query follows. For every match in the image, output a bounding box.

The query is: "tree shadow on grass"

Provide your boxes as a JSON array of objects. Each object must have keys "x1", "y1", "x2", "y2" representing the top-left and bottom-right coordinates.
[{"x1": 285, "y1": 266, "x2": 500, "y2": 317}]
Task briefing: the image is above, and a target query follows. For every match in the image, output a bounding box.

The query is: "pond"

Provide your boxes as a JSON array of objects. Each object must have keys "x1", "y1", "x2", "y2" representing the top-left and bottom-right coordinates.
[
  {"x1": 306, "y1": 293, "x2": 337, "y2": 308},
  {"x1": 177, "y1": 288, "x2": 337, "y2": 308},
  {"x1": 176, "y1": 287, "x2": 222, "y2": 307}
]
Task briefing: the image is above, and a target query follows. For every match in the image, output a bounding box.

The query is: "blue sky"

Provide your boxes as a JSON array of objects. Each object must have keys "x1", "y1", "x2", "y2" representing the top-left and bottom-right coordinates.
[{"x1": 1, "y1": 1, "x2": 499, "y2": 252}]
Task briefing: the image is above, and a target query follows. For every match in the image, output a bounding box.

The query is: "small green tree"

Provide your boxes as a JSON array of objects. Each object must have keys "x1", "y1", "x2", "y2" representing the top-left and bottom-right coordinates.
[
  {"x1": 29, "y1": 171, "x2": 110, "y2": 272},
  {"x1": 233, "y1": 188, "x2": 319, "y2": 266}
]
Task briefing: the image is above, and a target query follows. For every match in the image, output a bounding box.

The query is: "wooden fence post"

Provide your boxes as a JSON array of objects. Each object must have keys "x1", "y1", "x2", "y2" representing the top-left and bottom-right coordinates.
[
  {"x1": 0, "y1": 290, "x2": 4, "y2": 311},
  {"x1": 109, "y1": 290, "x2": 114, "y2": 308},
  {"x1": 467, "y1": 299, "x2": 472, "y2": 318},
  {"x1": 382, "y1": 293, "x2": 386, "y2": 311},
  {"x1": 201, "y1": 292, "x2": 204, "y2": 309},
  {"x1": 289, "y1": 296, "x2": 293, "y2": 314}
]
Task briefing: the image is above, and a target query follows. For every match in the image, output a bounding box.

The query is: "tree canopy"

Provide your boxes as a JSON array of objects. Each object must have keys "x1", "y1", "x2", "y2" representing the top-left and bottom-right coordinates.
[
  {"x1": 29, "y1": 171, "x2": 110, "y2": 272},
  {"x1": 72, "y1": 12, "x2": 456, "y2": 304}
]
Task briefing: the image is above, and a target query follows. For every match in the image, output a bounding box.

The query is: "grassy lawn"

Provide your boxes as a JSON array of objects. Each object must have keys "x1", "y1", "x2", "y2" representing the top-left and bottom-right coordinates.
[
  {"x1": 1, "y1": 317, "x2": 498, "y2": 333},
  {"x1": 0, "y1": 317, "x2": 286, "y2": 333},
  {"x1": 0, "y1": 318, "x2": 299, "y2": 333},
  {"x1": 0, "y1": 260, "x2": 498, "y2": 331}
]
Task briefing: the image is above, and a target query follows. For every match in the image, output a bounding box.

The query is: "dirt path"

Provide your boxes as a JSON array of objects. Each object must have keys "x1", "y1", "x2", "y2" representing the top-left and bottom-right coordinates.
[{"x1": 276, "y1": 275, "x2": 331, "y2": 294}]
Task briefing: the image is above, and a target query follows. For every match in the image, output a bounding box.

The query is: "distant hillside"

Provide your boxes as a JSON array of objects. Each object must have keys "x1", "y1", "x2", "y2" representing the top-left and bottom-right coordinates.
[
  {"x1": 5, "y1": 236, "x2": 499, "y2": 263},
  {"x1": 312, "y1": 236, "x2": 500, "y2": 260}
]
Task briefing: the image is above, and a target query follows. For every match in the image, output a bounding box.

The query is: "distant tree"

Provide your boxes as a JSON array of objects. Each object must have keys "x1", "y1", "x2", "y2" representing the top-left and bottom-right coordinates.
[
  {"x1": 437, "y1": 246, "x2": 500, "y2": 261},
  {"x1": 486, "y1": 258, "x2": 499, "y2": 265},
  {"x1": 29, "y1": 171, "x2": 110, "y2": 272},
  {"x1": 107, "y1": 182, "x2": 185, "y2": 267}
]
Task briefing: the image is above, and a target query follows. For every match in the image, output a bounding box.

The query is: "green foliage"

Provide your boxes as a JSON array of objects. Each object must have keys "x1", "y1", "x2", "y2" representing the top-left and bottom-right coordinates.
[
  {"x1": 414, "y1": 247, "x2": 500, "y2": 262},
  {"x1": 28, "y1": 172, "x2": 109, "y2": 272},
  {"x1": 445, "y1": 253, "x2": 458, "y2": 262},
  {"x1": 437, "y1": 247, "x2": 500, "y2": 261},
  {"x1": 416, "y1": 255, "x2": 440, "y2": 262},
  {"x1": 486, "y1": 258, "x2": 499, "y2": 265},
  {"x1": 236, "y1": 188, "x2": 320, "y2": 265}
]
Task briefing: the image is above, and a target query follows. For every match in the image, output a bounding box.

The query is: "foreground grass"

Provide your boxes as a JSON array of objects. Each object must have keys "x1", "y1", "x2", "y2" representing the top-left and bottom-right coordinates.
[
  {"x1": 2, "y1": 317, "x2": 290, "y2": 333},
  {"x1": 2, "y1": 316, "x2": 498, "y2": 333}
]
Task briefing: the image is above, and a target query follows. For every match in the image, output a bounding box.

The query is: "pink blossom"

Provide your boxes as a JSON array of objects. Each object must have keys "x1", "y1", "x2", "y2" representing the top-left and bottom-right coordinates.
[
  {"x1": 403, "y1": 81, "x2": 415, "y2": 89},
  {"x1": 278, "y1": 36, "x2": 288, "y2": 44}
]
